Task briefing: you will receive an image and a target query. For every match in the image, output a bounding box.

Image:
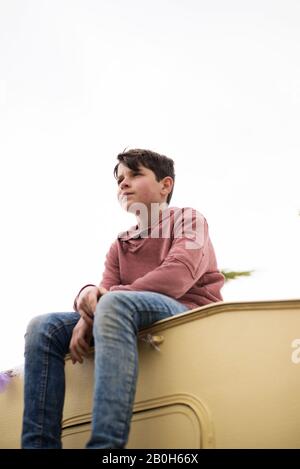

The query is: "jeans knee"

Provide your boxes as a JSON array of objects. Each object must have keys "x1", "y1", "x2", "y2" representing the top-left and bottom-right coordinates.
[
  {"x1": 24, "y1": 313, "x2": 65, "y2": 350},
  {"x1": 96, "y1": 291, "x2": 137, "y2": 317},
  {"x1": 94, "y1": 291, "x2": 138, "y2": 332},
  {"x1": 26, "y1": 313, "x2": 49, "y2": 336}
]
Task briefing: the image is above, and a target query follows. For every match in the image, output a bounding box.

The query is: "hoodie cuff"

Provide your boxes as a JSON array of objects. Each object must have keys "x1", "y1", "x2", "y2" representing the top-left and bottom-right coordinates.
[{"x1": 73, "y1": 284, "x2": 99, "y2": 311}]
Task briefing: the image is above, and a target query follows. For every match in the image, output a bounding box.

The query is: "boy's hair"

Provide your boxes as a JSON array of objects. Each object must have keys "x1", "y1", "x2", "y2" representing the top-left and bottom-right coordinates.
[{"x1": 113, "y1": 148, "x2": 175, "y2": 204}]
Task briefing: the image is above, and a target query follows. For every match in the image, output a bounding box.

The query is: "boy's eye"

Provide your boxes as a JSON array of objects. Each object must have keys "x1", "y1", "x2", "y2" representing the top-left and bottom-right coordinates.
[{"x1": 117, "y1": 172, "x2": 142, "y2": 184}]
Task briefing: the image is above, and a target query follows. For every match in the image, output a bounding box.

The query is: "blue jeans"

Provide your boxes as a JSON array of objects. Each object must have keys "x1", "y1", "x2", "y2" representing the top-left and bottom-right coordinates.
[{"x1": 21, "y1": 290, "x2": 189, "y2": 448}]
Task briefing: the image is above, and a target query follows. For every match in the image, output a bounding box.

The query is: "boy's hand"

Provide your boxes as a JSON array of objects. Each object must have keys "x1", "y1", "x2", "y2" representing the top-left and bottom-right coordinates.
[
  {"x1": 70, "y1": 317, "x2": 93, "y2": 364},
  {"x1": 77, "y1": 286, "x2": 108, "y2": 326}
]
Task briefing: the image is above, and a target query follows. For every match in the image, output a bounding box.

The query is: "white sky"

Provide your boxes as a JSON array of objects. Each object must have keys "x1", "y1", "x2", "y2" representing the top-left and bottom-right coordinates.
[{"x1": 0, "y1": 0, "x2": 299, "y2": 371}]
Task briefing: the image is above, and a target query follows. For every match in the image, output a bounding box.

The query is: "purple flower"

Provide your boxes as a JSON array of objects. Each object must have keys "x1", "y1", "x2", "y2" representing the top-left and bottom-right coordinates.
[{"x1": 0, "y1": 372, "x2": 12, "y2": 393}]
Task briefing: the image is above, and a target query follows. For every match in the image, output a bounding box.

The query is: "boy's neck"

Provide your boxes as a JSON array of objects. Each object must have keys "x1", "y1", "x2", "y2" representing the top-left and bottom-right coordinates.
[{"x1": 135, "y1": 202, "x2": 169, "y2": 230}]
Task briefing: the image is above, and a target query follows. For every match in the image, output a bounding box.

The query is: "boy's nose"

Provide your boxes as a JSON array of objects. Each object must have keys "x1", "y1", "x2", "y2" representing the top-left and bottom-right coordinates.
[{"x1": 120, "y1": 179, "x2": 130, "y2": 190}]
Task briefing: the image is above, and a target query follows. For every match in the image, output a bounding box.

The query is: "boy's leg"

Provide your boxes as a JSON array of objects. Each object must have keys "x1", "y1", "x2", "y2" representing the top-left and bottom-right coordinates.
[
  {"x1": 86, "y1": 290, "x2": 189, "y2": 449},
  {"x1": 21, "y1": 311, "x2": 80, "y2": 448}
]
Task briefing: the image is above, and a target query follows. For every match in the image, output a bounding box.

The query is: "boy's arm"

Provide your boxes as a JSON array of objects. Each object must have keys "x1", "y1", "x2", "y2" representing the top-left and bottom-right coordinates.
[
  {"x1": 110, "y1": 212, "x2": 212, "y2": 299},
  {"x1": 98, "y1": 240, "x2": 121, "y2": 290},
  {"x1": 73, "y1": 241, "x2": 120, "y2": 311},
  {"x1": 73, "y1": 241, "x2": 121, "y2": 311}
]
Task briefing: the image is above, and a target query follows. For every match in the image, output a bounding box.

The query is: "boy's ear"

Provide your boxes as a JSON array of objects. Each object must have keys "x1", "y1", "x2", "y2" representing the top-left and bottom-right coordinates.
[{"x1": 161, "y1": 176, "x2": 174, "y2": 194}]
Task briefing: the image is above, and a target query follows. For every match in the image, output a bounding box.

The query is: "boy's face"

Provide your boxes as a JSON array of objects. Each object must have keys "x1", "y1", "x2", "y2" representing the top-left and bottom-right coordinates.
[{"x1": 117, "y1": 163, "x2": 172, "y2": 211}]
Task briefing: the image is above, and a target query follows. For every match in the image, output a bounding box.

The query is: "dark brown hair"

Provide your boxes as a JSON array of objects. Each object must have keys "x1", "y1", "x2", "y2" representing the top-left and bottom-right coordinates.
[{"x1": 114, "y1": 148, "x2": 175, "y2": 204}]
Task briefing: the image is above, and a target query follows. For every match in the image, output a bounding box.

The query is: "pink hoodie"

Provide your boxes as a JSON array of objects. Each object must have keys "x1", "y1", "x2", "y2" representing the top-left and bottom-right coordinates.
[{"x1": 100, "y1": 206, "x2": 224, "y2": 310}]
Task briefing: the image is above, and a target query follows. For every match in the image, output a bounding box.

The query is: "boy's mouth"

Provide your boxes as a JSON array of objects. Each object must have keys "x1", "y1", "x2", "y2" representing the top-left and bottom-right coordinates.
[{"x1": 121, "y1": 192, "x2": 134, "y2": 198}]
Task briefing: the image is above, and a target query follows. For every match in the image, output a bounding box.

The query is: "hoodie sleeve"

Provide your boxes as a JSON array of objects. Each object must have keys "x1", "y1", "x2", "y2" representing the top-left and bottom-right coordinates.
[
  {"x1": 99, "y1": 241, "x2": 121, "y2": 290},
  {"x1": 110, "y1": 209, "x2": 211, "y2": 299}
]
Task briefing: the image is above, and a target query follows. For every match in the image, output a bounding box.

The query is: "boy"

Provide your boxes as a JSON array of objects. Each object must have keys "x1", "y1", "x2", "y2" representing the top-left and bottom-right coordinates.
[{"x1": 21, "y1": 149, "x2": 224, "y2": 449}]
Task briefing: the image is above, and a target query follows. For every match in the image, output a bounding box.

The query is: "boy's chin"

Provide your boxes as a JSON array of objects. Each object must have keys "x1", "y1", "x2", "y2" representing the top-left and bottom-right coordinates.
[{"x1": 119, "y1": 201, "x2": 134, "y2": 212}]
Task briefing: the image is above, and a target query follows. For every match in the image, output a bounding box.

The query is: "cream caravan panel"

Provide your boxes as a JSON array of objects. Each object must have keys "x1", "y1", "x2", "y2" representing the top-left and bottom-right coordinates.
[
  {"x1": 62, "y1": 401, "x2": 205, "y2": 449},
  {"x1": 1, "y1": 300, "x2": 300, "y2": 449}
]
